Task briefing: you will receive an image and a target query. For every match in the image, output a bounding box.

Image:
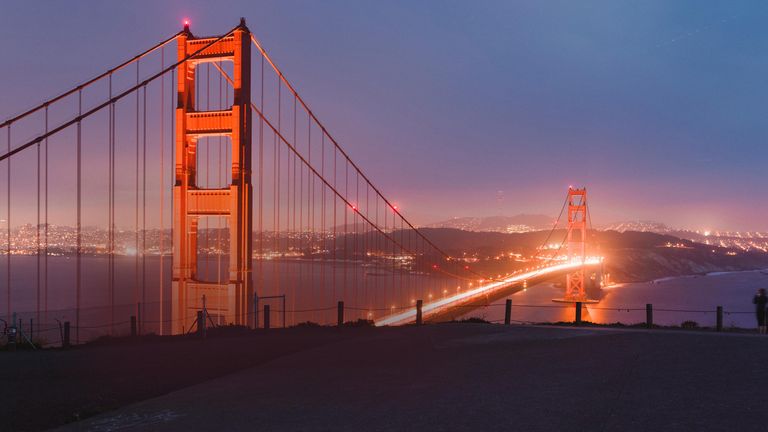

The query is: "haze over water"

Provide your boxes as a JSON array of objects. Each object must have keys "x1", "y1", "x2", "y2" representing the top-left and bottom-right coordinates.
[
  {"x1": 473, "y1": 270, "x2": 768, "y2": 329},
  {"x1": 9, "y1": 256, "x2": 768, "y2": 342}
]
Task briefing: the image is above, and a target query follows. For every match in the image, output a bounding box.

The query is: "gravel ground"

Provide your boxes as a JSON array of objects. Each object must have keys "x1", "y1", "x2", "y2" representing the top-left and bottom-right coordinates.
[{"x1": 4, "y1": 324, "x2": 768, "y2": 431}]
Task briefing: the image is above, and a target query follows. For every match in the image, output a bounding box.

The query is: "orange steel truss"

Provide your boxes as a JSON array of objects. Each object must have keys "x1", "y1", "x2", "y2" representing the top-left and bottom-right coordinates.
[
  {"x1": 564, "y1": 187, "x2": 587, "y2": 301},
  {"x1": 172, "y1": 20, "x2": 253, "y2": 333}
]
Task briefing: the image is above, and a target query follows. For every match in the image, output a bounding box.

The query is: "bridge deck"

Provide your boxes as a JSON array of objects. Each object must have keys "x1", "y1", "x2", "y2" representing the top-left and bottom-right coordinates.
[{"x1": 376, "y1": 259, "x2": 602, "y2": 326}]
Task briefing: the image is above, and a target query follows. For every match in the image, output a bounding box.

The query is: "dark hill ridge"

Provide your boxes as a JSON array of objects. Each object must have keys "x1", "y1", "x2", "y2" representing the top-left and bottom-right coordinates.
[
  {"x1": 415, "y1": 228, "x2": 768, "y2": 283},
  {"x1": 425, "y1": 214, "x2": 554, "y2": 232}
]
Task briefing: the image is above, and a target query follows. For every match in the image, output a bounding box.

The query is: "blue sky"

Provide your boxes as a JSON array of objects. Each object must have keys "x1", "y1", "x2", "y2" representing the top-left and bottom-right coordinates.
[{"x1": 1, "y1": 1, "x2": 766, "y2": 230}]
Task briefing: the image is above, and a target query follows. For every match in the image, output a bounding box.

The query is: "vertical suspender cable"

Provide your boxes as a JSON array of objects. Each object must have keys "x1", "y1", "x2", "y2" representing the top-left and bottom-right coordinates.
[
  {"x1": 285, "y1": 92, "x2": 292, "y2": 318},
  {"x1": 332, "y1": 144, "x2": 336, "y2": 307},
  {"x1": 355, "y1": 170, "x2": 359, "y2": 313},
  {"x1": 142, "y1": 84, "x2": 147, "y2": 332},
  {"x1": 107, "y1": 75, "x2": 113, "y2": 333},
  {"x1": 375, "y1": 195, "x2": 380, "y2": 309},
  {"x1": 44, "y1": 107, "x2": 49, "y2": 327},
  {"x1": 159, "y1": 47, "x2": 164, "y2": 335},
  {"x1": 76, "y1": 89, "x2": 82, "y2": 343},
  {"x1": 258, "y1": 53, "x2": 264, "y2": 303},
  {"x1": 320, "y1": 132, "x2": 325, "y2": 311},
  {"x1": 109, "y1": 74, "x2": 116, "y2": 332},
  {"x1": 399, "y1": 215, "x2": 404, "y2": 301},
  {"x1": 169, "y1": 68, "x2": 175, "y2": 331},
  {"x1": 274, "y1": 79, "x2": 280, "y2": 297},
  {"x1": 343, "y1": 160, "x2": 348, "y2": 305},
  {"x1": 307, "y1": 116, "x2": 313, "y2": 318},
  {"x1": 135, "y1": 60, "x2": 140, "y2": 320},
  {"x1": 298, "y1": 105, "x2": 303, "y2": 318},
  {"x1": 292, "y1": 96, "x2": 297, "y2": 322},
  {"x1": 36, "y1": 117, "x2": 41, "y2": 332},
  {"x1": 365, "y1": 184, "x2": 369, "y2": 313},
  {"x1": 6, "y1": 125, "x2": 10, "y2": 322}
]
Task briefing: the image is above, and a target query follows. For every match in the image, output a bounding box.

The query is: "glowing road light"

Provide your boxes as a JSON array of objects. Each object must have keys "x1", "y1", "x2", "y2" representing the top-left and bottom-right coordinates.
[{"x1": 375, "y1": 257, "x2": 602, "y2": 326}]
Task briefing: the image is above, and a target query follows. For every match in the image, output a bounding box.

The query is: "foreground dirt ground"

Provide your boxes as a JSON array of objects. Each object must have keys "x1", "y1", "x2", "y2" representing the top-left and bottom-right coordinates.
[{"x1": 4, "y1": 324, "x2": 768, "y2": 431}]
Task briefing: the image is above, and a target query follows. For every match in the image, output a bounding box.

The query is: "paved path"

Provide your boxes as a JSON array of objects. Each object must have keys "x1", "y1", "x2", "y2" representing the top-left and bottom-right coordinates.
[{"x1": 53, "y1": 324, "x2": 768, "y2": 431}]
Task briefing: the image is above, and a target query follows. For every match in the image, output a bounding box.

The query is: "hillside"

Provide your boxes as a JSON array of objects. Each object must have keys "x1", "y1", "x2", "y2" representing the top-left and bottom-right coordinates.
[
  {"x1": 425, "y1": 214, "x2": 554, "y2": 233},
  {"x1": 416, "y1": 228, "x2": 768, "y2": 283}
]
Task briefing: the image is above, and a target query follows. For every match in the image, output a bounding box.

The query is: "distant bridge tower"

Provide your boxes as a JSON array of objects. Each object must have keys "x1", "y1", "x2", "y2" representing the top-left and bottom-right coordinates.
[
  {"x1": 563, "y1": 187, "x2": 588, "y2": 302},
  {"x1": 172, "y1": 19, "x2": 253, "y2": 333}
]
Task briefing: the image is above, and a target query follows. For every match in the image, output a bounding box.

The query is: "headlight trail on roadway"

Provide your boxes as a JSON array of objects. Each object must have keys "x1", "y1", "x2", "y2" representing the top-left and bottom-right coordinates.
[{"x1": 374, "y1": 257, "x2": 602, "y2": 327}]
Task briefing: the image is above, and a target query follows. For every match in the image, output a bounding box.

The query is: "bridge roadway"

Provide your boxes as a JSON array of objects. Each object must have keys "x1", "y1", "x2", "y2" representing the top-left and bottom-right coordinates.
[{"x1": 375, "y1": 258, "x2": 602, "y2": 326}]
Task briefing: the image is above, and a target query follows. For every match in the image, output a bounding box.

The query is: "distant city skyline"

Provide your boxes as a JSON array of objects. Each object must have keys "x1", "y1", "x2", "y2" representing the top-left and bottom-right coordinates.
[{"x1": 1, "y1": 1, "x2": 767, "y2": 231}]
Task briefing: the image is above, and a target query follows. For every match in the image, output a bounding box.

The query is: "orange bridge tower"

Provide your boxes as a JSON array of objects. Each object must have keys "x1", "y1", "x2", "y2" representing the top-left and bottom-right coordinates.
[
  {"x1": 172, "y1": 20, "x2": 253, "y2": 333},
  {"x1": 563, "y1": 187, "x2": 589, "y2": 302}
]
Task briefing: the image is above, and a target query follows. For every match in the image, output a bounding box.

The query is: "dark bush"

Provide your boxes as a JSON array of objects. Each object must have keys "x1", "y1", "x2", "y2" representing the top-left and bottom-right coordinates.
[{"x1": 681, "y1": 320, "x2": 699, "y2": 329}]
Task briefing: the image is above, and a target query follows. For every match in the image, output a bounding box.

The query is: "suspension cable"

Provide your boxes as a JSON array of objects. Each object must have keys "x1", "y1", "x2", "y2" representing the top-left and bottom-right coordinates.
[
  {"x1": 0, "y1": 31, "x2": 182, "y2": 129},
  {"x1": 212, "y1": 62, "x2": 492, "y2": 282},
  {"x1": 249, "y1": 35, "x2": 457, "y2": 265},
  {"x1": 249, "y1": 103, "x2": 471, "y2": 275},
  {"x1": 0, "y1": 25, "x2": 241, "y2": 163}
]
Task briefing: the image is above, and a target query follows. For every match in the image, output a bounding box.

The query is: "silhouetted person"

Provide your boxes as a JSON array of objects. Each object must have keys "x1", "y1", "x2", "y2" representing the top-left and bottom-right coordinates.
[{"x1": 753, "y1": 289, "x2": 767, "y2": 334}]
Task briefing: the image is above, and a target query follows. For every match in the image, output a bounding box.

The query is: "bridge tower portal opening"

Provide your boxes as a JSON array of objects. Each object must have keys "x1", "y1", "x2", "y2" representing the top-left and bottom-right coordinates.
[
  {"x1": 171, "y1": 20, "x2": 253, "y2": 334},
  {"x1": 565, "y1": 187, "x2": 587, "y2": 301},
  {"x1": 553, "y1": 187, "x2": 598, "y2": 304}
]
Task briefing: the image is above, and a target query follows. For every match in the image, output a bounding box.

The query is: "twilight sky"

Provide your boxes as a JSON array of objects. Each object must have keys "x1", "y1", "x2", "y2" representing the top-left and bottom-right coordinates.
[{"x1": 1, "y1": 1, "x2": 767, "y2": 231}]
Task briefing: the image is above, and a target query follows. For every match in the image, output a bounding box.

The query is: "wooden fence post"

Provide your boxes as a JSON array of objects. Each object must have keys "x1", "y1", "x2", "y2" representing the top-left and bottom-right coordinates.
[
  {"x1": 63, "y1": 322, "x2": 71, "y2": 348},
  {"x1": 575, "y1": 302, "x2": 582, "y2": 326},
  {"x1": 130, "y1": 316, "x2": 137, "y2": 337},
  {"x1": 716, "y1": 306, "x2": 723, "y2": 332},
  {"x1": 416, "y1": 300, "x2": 423, "y2": 326},
  {"x1": 646, "y1": 304, "x2": 653, "y2": 329}
]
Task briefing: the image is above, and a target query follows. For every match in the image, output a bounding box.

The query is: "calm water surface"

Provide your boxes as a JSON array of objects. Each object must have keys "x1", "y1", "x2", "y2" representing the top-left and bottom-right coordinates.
[
  {"x1": 5, "y1": 255, "x2": 768, "y2": 343},
  {"x1": 466, "y1": 269, "x2": 768, "y2": 329}
]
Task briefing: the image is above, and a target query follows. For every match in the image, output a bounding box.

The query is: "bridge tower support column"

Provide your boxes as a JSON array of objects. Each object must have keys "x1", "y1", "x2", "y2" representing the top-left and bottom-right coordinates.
[
  {"x1": 564, "y1": 187, "x2": 587, "y2": 302},
  {"x1": 171, "y1": 20, "x2": 253, "y2": 334}
]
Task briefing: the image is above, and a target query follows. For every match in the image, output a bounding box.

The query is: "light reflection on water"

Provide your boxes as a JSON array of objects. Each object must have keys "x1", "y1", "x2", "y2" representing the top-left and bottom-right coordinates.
[
  {"x1": 463, "y1": 270, "x2": 768, "y2": 329},
  {"x1": 6, "y1": 254, "x2": 768, "y2": 342}
]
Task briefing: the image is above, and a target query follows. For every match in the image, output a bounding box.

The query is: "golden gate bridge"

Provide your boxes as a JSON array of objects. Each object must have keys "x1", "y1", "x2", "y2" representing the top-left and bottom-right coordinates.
[{"x1": 0, "y1": 19, "x2": 602, "y2": 344}]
